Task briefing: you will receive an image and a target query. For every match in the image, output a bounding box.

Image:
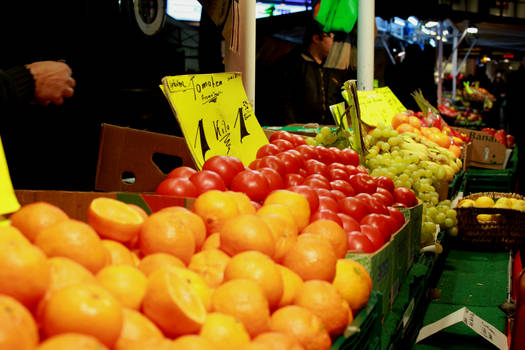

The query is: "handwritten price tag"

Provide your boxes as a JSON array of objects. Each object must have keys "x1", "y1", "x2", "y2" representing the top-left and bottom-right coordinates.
[
  {"x1": 0, "y1": 137, "x2": 20, "y2": 216},
  {"x1": 357, "y1": 87, "x2": 406, "y2": 127},
  {"x1": 161, "y1": 73, "x2": 268, "y2": 169}
]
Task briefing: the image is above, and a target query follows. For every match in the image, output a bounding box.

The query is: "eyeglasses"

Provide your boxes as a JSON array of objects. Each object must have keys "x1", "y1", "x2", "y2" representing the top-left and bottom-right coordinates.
[{"x1": 322, "y1": 32, "x2": 335, "y2": 39}]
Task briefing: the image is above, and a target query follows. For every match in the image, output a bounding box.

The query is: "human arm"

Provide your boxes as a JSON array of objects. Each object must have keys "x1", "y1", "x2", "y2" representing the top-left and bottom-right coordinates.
[
  {"x1": 0, "y1": 66, "x2": 35, "y2": 106},
  {"x1": 26, "y1": 61, "x2": 75, "y2": 105}
]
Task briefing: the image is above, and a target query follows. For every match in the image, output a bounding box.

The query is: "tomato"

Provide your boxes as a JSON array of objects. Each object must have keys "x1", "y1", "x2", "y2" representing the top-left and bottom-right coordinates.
[
  {"x1": 328, "y1": 168, "x2": 349, "y2": 181},
  {"x1": 346, "y1": 231, "x2": 376, "y2": 253},
  {"x1": 318, "y1": 195, "x2": 339, "y2": 213},
  {"x1": 355, "y1": 193, "x2": 389, "y2": 215},
  {"x1": 289, "y1": 133, "x2": 307, "y2": 147},
  {"x1": 276, "y1": 151, "x2": 303, "y2": 174},
  {"x1": 202, "y1": 155, "x2": 244, "y2": 188},
  {"x1": 360, "y1": 224, "x2": 385, "y2": 250},
  {"x1": 337, "y1": 196, "x2": 369, "y2": 222},
  {"x1": 330, "y1": 190, "x2": 346, "y2": 202},
  {"x1": 298, "y1": 167, "x2": 307, "y2": 178},
  {"x1": 304, "y1": 159, "x2": 329, "y2": 178},
  {"x1": 271, "y1": 139, "x2": 294, "y2": 152},
  {"x1": 283, "y1": 173, "x2": 304, "y2": 187},
  {"x1": 375, "y1": 187, "x2": 395, "y2": 206},
  {"x1": 313, "y1": 187, "x2": 334, "y2": 199},
  {"x1": 372, "y1": 192, "x2": 392, "y2": 207},
  {"x1": 329, "y1": 180, "x2": 355, "y2": 197},
  {"x1": 356, "y1": 166, "x2": 369, "y2": 174},
  {"x1": 155, "y1": 177, "x2": 198, "y2": 197},
  {"x1": 295, "y1": 144, "x2": 319, "y2": 161},
  {"x1": 360, "y1": 213, "x2": 393, "y2": 242},
  {"x1": 393, "y1": 187, "x2": 418, "y2": 207},
  {"x1": 349, "y1": 173, "x2": 377, "y2": 194},
  {"x1": 258, "y1": 155, "x2": 287, "y2": 177},
  {"x1": 288, "y1": 185, "x2": 320, "y2": 213},
  {"x1": 249, "y1": 158, "x2": 261, "y2": 170},
  {"x1": 189, "y1": 170, "x2": 227, "y2": 194},
  {"x1": 340, "y1": 148, "x2": 360, "y2": 166},
  {"x1": 258, "y1": 167, "x2": 284, "y2": 192},
  {"x1": 328, "y1": 162, "x2": 347, "y2": 171},
  {"x1": 269, "y1": 130, "x2": 295, "y2": 144},
  {"x1": 256, "y1": 143, "x2": 280, "y2": 158},
  {"x1": 303, "y1": 175, "x2": 331, "y2": 190},
  {"x1": 337, "y1": 212, "x2": 361, "y2": 232},
  {"x1": 230, "y1": 170, "x2": 270, "y2": 202},
  {"x1": 316, "y1": 146, "x2": 336, "y2": 164},
  {"x1": 345, "y1": 165, "x2": 359, "y2": 176},
  {"x1": 328, "y1": 147, "x2": 343, "y2": 163},
  {"x1": 388, "y1": 206, "x2": 406, "y2": 232},
  {"x1": 167, "y1": 166, "x2": 197, "y2": 179},
  {"x1": 310, "y1": 209, "x2": 343, "y2": 226},
  {"x1": 375, "y1": 176, "x2": 395, "y2": 193}
]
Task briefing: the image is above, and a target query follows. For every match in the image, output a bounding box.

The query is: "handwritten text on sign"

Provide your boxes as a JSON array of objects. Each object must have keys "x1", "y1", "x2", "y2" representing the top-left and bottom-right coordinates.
[
  {"x1": 357, "y1": 87, "x2": 407, "y2": 127},
  {"x1": 162, "y1": 73, "x2": 268, "y2": 169}
]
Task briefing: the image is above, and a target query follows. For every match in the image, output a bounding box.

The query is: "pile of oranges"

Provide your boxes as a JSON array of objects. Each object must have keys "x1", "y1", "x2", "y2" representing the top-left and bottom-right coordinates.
[{"x1": 1, "y1": 189, "x2": 372, "y2": 350}]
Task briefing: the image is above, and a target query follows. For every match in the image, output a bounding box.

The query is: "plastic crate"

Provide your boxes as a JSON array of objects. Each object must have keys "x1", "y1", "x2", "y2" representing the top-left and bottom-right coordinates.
[
  {"x1": 331, "y1": 291, "x2": 382, "y2": 350},
  {"x1": 463, "y1": 168, "x2": 517, "y2": 195}
]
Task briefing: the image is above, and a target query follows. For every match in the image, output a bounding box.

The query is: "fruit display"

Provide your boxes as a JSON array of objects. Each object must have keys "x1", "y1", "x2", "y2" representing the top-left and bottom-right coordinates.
[
  {"x1": 2, "y1": 192, "x2": 373, "y2": 349},
  {"x1": 480, "y1": 128, "x2": 515, "y2": 148}
]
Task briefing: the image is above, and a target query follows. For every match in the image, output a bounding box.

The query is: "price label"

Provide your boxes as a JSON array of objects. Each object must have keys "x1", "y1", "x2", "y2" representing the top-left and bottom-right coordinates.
[
  {"x1": 161, "y1": 73, "x2": 268, "y2": 169},
  {"x1": 357, "y1": 87, "x2": 406, "y2": 127},
  {"x1": 0, "y1": 137, "x2": 20, "y2": 216}
]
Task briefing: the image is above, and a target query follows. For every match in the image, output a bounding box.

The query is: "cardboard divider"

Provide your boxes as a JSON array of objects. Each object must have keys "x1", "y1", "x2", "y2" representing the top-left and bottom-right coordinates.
[{"x1": 95, "y1": 124, "x2": 196, "y2": 193}]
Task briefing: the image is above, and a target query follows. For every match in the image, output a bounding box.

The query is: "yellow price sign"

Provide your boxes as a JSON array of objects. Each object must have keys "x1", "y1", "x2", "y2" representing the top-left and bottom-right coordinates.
[
  {"x1": 356, "y1": 87, "x2": 406, "y2": 127},
  {"x1": 0, "y1": 137, "x2": 20, "y2": 216},
  {"x1": 162, "y1": 73, "x2": 268, "y2": 169}
]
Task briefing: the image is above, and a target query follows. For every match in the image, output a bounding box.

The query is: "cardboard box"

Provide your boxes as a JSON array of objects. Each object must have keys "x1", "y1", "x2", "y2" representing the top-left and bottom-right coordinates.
[
  {"x1": 401, "y1": 204, "x2": 423, "y2": 269},
  {"x1": 95, "y1": 124, "x2": 196, "y2": 193},
  {"x1": 452, "y1": 127, "x2": 513, "y2": 170}
]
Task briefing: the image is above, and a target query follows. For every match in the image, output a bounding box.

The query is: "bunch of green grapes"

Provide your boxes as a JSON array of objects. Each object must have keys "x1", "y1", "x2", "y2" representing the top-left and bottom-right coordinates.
[
  {"x1": 306, "y1": 126, "x2": 353, "y2": 149},
  {"x1": 421, "y1": 199, "x2": 458, "y2": 247}
]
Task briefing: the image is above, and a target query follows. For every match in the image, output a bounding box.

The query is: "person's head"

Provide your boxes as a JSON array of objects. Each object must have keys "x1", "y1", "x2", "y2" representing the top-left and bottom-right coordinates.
[{"x1": 303, "y1": 19, "x2": 335, "y2": 64}]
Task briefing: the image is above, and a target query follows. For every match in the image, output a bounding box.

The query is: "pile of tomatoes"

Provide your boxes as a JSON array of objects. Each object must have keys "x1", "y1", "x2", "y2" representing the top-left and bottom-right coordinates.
[{"x1": 156, "y1": 130, "x2": 419, "y2": 254}]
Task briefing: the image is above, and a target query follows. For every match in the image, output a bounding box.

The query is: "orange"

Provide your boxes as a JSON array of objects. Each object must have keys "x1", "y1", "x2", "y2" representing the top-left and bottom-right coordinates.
[
  {"x1": 87, "y1": 197, "x2": 145, "y2": 243},
  {"x1": 42, "y1": 282, "x2": 123, "y2": 348},
  {"x1": 9, "y1": 201, "x2": 69, "y2": 242},
  {"x1": 137, "y1": 252, "x2": 186, "y2": 277},
  {"x1": 0, "y1": 294, "x2": 39, "y2": 350},
  {"x1": 169, "y1": 266, "x2": 213, "y2": 311},
  {"x1": 113, "y1": 338, "x2": 176, "y2": 350},
  {"x1": 139, "y1": 211, "x2": 196, "y2": 265},
  {"x1": 34, "y1": 219, "x2": 107, "y2": 274},
  {"x1": 276, "y1": 265, "x2": 304, "y2": 308},
  {"x1": 0, "y1": 225, "x2": 31, "y2": 244},
  {"x1": 188, "y1": 248, "x2": 231, "y2": 288},
  {"x1": 300, "y1": 219, "x2": 348, "y2": 259},
  {"x1": 391, "y1": 112, "x2": 409, "y2": 130},
  {"x1": 199, "y1": 312, "x2": 251, "y2": 350},
  {"x1": 113, "y1": 308, "x2": 164, "y2": 350},
  {"x1": 0, "y1": 233, "x2": 50, "y2": 308},
  {"x1": 407, "y1": 116, "x2": 422, "y2": 129},
  {"x1": 142, "y1": 266, "x2": 207, "y2": 337},
  {"x1": 96, "y1": 265, "x2": 148, "y2": 310},
  {"x1": 420, "y1": 127, "x2": 433, "y2": 138},
  {"x1": 269, "y1": 305, "x2": 331, "y2": 350},
  {"x1": 37, "y1": 333, "x2": 109, "y2": 350},
  {"x1": 292, "y1": 280, "x2": 350, "y2": 336},
  {"x1": 395, "y1": 123, "x2": 416, "y2": 134},
  {"x1": 256, "y1": 204, "x2": 297, "y2": 230},
  {"x1": 257, "y1": 213, "x2": 298, "y2": 263},
  {"x1": 102, "y1": 239, "x2": 135, "y2": 266},
  {"x1": 127, "y1": 203, "x2": 149, "y2": 220},
  {"x1": 429, "y1": 132, "x2": 451, "y2": 148},
  {"x1": 192, "y1": 190, "x2": 239, "y2": 234},
  {"x1": 219, "y1": 214, "x2": 275, "y2": 257},
  {"x1": 282, "y1": 234, "x2": 337, "y2": 282},
  {"x1": 253, "y1": 331, "x2": 305, "y2": 350},
  {"x1": 332, "y1": 259, "x2": 372, "y2": 313},
  {"x1": 240, "y1": 343, "x2": 273, "y2": 350},
  {"x1": 201, "y1": 232, "x2": 220, "y2": 250},
  {"x1": 158, "y1": 206, "x2": 207, "y2": 251},
  {"x1": 449, "y1": 144, "x2": 462, "y2": 158},
  {"x1": 211, "y1": 278, "x2": 271, "y2": 337},
  {"x1": 263, "y1": 190, "x2": 310, "y2": 231},
  {"x1": 172, "y1": 334, "x2": 216, "y2": 350},
  {"x1": 224, "y1": 251, "x2": 284, "y2": 310},
  {"x1": 225, "y1": 191, "x2": 257, "y2": 214}
]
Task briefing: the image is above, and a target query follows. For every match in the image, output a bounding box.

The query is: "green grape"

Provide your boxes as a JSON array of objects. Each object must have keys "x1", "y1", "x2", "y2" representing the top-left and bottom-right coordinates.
[
  {"x1": 443, "y1": 218, "x2": 455, "y2": 229},
  {"x1": 371, "y1": 128, "x2": 383, "y2": 139},
  {"x1": 388, "y1": 136, "x2": 402, "y2": 146},
  {"x1": 315, "y1": 133, "x2": 324, "y2": 143},
  {"x1": 447, "y1": 226, "x2": 459, "y2": 237},
  {"x1": 440, "y1": 199, "x2": 452, "y2": 207},
  {"x1": 367, "y1": 158, "x2": 379, "y2": 169},
  {"x1": 422, "y1": 221, "x2": 437, "y2": 235},
  {"x1": 445, "y1": 209, "x2": 457, "y2": 219},
  {"x1": 320, "y1": 126, "x2": 331, "y2": 137},
  {"x1": 434, "y1": 212, "x2": 446, "y2": 225},
  {"x1": 436, "y1": 167, "x2": 446, "y2": 180},
  {"x1": 306, "y1": 137, "x2": 317, "y2": 146}
]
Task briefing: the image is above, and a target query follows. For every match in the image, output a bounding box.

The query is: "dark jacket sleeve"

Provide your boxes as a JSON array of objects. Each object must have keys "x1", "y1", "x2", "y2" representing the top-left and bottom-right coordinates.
[{"x1": 0, "y1": 66, "x2": 35, "y2": 107}]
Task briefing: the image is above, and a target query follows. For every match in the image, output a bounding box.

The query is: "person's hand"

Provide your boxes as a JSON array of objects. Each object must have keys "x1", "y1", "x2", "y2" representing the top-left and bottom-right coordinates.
[{"x1": 26, "y1": 61, "x2": 76, "y2": 105}]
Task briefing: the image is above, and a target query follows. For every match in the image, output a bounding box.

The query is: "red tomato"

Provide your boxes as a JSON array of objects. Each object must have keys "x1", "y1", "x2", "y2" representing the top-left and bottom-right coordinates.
[
  {"x1": 202, "y1": 155, "x2": 243, "y2": 188},
  {"x1": 167, "y1": 166, "x2": 197, "y2": 179},
  {"x1": 258, "y1": 167, "x2": 284, "y2": 192},
  {"x1": 345, "y1": 165, "x2": 359, "y2": 176},
  {"x1": 318, "y1": 195, "x2": 340, "y2": 213},
  {"x1": 327, "y1": 147, "x2": 343, "y2": 163},
  {"x1": 310, "y1": 209, "x2": 343, "y2": 226},
  {"x1": 249, "y1": 158, "x2": 261, "y2": 170},
  {"x1": 393, "y1": 187, "x2": 419, "y2": 207},
  {"x1": 337, "y1": 212, "x2": 361, "y2": 232},
  {"x1": 288, "y1": 185, "x2": 320, "y2": 213},
  {"x1": 258, "y1": 155, "x2": 287, "y2": 177},
  {"x1": 330, "y1": 190, "x2": 346, "y2": 202},
  {"x1": 360, "y1": 213, "x2": 393, "y2": 242},
  {"x1": 375, "y1": 187, "x2": 395, "y2": 206},
  {"x1": 337, "y1": 196, "x2": 369, "y2": 222},
  {"x1": 155, "y1": 177, "x2": 198, "y2": 197},
  {"x1": 349, "y1": 173, "x2": 377, "y2": 194},
  {"x1": 303, "y1": 175, "x2": 331, "y2": 190},
  {"x1": 289, "y1": 133, "x2": 307, "y2": 147},
  {"x1": 283, "y1": 173, "x2": 304, "y2": 187},
  {"x1": 388, "y1": 206, "x2": 406, "y2": 232},
  {"x1": 269, "y1": 130, "x2": 295, "y2": 144},
  {"x1": 316, "y1": 146, "x2": 336, "y2": 164},
  {"x1": 328, "y1": 162, "x2": 347, "y2": 172},
  {"x1": 189, "y1": 170, "x2": 227, "y2": 194},
  {"x1": 304, "y1": 159, "x2": 329, "y2": 178},
  {"x1": 340, "y1": 148, "x2": 360, "y2": 166},
  {"x1": 271, "y1": 139, "x2": 294, "y2": 152},
  {"x1": 372, "y1": 192, "x2": 392, "y2": 207},
  {"x1": 295, "y1": 144, "x2": 318, "y2": 161},
  {"x1": 298, "y1": 167, "x2": 308, "y2": 178},
  {"x1": 347, "y1": 231, "x2": 376, "y2": 253},
  {"x1": 328, "y1": 168, "x2": 349, "y2": 181},
  {"x1": 276, "y1": 151, "x2": 303, "y2": 174},
  {"x1": 256, "y1": 143, "x2": 280, "y2": 158},
  {"x1": 230, "y1": 170, "x2": 270, "y2": 202},
  {"x1": 375, "y1": 176, "x2": 395, "y2": 193},
  {"x1": 360, "y1": 224, "x2": 385, "y2": 250},
  {"x1": 329, "y1": 180, "x2": 356, "y2": 197},
  {"x1": 356, "y1": 166, "x2": 369, "y2": 174},
  {"x1": 313, "y1": 187, "x2": 334, "y2": 199},
  {"x1": 355, "y1": 193, "x2": 389, "y2": 215}
]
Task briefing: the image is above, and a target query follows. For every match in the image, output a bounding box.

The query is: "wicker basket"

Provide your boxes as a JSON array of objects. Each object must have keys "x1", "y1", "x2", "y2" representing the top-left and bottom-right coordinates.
[{"x1": 455, "y1": 192, "x2": 525, "y2": 250}]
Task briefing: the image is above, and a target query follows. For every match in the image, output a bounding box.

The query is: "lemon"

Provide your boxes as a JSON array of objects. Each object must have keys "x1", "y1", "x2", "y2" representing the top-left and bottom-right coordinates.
[
  {"x1": 476, "y1": 214, "x2": 493, "y2": 223},
  {"x1": 494, "y1": 197, "x2": 513, "y2": 209},
  {"x1": 474, "y1": 196, "x2": 494, "y2": 208},
  {"x1": 512, "y1": 199, "x2": 525, "y2": 212},
  {"x1": 458, "y1": 199, "x2": 475, "y2": 208}
]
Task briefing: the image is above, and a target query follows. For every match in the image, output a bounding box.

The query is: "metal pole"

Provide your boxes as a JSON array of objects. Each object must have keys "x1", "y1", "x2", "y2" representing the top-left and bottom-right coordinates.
[
  {"x1": 437, "y1": 22, "x2": 444, "y2": 105},
  {"x1": 452, "y1": 31, "x2": 459, "y2": 101},
  {"x1": 357, "y1": 0, "x2": 375, "y2": 91}
]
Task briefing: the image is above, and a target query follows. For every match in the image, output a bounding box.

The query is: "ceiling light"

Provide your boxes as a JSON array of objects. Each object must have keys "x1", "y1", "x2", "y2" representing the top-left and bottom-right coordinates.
[
  {"x1": 466, "y1": 27, "x2": 478, "y2": 34},
  {"x1": 407, "y1": 16, "x2": 418, "y2": 26},
  {"x1": 394, "y1": 17, "x2": 406, "y2": 26},
  {"x1": 425, "y1": 21, "x2": 439, "y2": 28}
]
